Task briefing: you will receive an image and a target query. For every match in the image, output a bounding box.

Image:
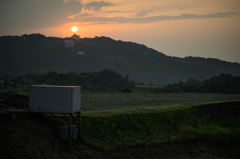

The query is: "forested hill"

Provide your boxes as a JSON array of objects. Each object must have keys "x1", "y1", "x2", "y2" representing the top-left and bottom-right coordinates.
[{"x1": 1, "y1": 34, "x2": 240, "y2": 85}]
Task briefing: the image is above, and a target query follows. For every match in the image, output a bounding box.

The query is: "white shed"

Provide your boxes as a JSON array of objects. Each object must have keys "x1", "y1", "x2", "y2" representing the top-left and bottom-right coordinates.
[{"x1": 29, "y1": 85, "x2": 81, "y2": 114}]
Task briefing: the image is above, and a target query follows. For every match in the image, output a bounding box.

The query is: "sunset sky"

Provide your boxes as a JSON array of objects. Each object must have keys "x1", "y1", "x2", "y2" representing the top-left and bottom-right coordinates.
[{"x1": 1, "y1": 0, "x2": 240, "y2": 63}]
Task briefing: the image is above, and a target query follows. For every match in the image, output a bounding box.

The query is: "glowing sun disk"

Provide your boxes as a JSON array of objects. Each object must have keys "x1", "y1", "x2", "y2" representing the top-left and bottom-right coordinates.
[{"x1": 71, "y1": 26, "x2": 77, "y2": 32}]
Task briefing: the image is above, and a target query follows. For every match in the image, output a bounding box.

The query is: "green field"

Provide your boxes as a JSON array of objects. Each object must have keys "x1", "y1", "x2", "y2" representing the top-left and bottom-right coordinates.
[{"x1": 81, "y1": 93, "x2": 240, "y2": 111}]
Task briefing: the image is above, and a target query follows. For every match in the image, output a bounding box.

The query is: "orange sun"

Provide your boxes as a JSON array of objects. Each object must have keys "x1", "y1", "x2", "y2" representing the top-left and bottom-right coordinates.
[{"x1": 71, "y1": 26, "x2": 77, "y2": 32}]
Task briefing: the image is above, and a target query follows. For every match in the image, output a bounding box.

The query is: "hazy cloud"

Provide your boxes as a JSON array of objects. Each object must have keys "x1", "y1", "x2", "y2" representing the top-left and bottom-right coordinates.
[
  {"x1": 136, "y1": 9, "x2": 153, "y2": 17},
  {"x1": 0, "y1": 0, "x2": 83, "y2": 32},
  {"x1": 84, "y1": 1, "x2": 113, "y2": 11},
  {"x1": 73, "y1": 13, "x2": 93, "y2": 18},
  {"x1": 74, "y1": 12, "x2": 238, "y2": 24}
]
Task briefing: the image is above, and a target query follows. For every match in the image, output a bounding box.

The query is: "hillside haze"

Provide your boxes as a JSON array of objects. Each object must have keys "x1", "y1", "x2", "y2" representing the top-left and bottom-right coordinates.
[{"x1": 1, "y1": 34, "x2": 240, "y2": 85}]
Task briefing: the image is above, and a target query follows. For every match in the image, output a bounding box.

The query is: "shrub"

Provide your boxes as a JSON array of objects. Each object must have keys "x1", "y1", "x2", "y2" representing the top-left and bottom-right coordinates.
[{"x1": 120, "y1": 87, "x2": 132, "y2": 93}]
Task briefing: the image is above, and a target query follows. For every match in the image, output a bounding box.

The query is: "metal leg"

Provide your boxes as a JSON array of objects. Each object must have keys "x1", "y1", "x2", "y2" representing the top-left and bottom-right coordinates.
[
  {"x1": 79, "y1": 112, "x2": 81, "y2": 133},
  {"x1": 71, "y1": 112, "x2": 81, "y2": 133},
  {"x1": 69, "y1": 114, "x2": 73, "y2": 152}
]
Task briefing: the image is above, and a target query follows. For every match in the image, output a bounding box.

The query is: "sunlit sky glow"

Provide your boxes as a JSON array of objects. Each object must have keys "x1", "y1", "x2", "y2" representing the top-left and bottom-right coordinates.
[{"x1": 0, "y1": 0, "x2": 240, "y2": 63}]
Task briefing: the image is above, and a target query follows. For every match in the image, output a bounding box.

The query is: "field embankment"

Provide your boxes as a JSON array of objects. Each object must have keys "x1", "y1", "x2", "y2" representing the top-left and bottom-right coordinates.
[
  {"x1": 1, "y1": 93, "x2": 240, "y2": 158},
  {"x1": 80, "y1": 101, "x2": 240, "y2": 152}
]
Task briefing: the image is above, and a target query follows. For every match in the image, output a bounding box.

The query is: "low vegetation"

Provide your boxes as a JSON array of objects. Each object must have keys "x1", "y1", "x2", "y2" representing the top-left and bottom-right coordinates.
[
  {"x1": 81, "y1": 93, "x2": 240, "y2": 111},
  {"x1": 1, "y1": 92, "x2": 240, "y2": 158},
  {"x1": 80, "y1": 101, "x2": 240, "y2": 151},
  {"x1": 37, "y1": 100, "x2": 240, "y2": 152}
]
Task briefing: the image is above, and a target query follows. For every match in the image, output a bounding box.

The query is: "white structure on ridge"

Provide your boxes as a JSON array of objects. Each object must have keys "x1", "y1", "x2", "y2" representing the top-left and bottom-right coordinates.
[
  {"x1": 71, "y1": 34, "x2": 80, "y2": 41},
  {"x1": 77, "y1": 52, "x2": 84, "y2": 55},
  {"x1": 64, "y1": 40, "x2": 74, "y2": 48}
]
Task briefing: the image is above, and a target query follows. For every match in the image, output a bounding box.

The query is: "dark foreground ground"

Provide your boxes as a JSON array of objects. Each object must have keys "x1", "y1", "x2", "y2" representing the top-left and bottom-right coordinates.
[{"x1": 0, "y1": 113, "x2": 239, "y2": 159}]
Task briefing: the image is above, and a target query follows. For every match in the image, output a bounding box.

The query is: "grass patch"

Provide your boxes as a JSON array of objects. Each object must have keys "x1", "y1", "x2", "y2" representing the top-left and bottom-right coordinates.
[
  {"x1": 1, "y1": 92, "x2": 29, "y2": 103},
  {"x1": 79, "y1": 102, "x2": 240, "y2": 150},
  {"x1": 0, "y1": 92, "x2": 29, "y2": 109}
]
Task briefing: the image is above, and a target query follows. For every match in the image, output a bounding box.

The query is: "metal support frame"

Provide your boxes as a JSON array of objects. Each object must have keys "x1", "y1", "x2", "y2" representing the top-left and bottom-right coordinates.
[
  {"x1": 52, "y1": 112, "x2": 81, "y2": 132},
  {"x1": 69, "y1": 112, "x2": 81, "y2": 133},
  {"x1": 50, "y1": 112, "x2": 81, "y2": 140},
  {"x1": 50, "y1": 112, "x2": 81, "y2": 152}
]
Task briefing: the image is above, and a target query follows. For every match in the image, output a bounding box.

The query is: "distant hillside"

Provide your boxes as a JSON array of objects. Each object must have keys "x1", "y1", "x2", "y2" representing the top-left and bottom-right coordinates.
[{"x1": 1, "y1": 34, "x2": 240, "y2": 85}]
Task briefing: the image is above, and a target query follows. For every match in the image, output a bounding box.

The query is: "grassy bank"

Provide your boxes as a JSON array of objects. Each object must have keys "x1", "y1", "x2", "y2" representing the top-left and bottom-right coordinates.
[
  {"x1": 79, "y1": 101, "x2": 240, "y2": 151},
  {"x1": 1, "y1": 92, "x2": 240, "y2": 153}
]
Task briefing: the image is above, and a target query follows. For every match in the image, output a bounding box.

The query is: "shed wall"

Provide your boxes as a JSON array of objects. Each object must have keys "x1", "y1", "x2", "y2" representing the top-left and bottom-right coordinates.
[{"x1": 29, "y1": 85, "x2": 81, "y2": 114}]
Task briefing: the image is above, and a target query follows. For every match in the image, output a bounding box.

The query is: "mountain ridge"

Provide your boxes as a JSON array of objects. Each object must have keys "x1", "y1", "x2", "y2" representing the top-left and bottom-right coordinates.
[{"x1": 1, "y1": 34, "x2": 240, "y2": 85}]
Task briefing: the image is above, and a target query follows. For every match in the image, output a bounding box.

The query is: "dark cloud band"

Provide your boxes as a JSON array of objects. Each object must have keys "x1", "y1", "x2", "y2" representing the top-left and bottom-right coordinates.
[{"x1": 75, "y1": 12, "x2": 238, "y2": 24}]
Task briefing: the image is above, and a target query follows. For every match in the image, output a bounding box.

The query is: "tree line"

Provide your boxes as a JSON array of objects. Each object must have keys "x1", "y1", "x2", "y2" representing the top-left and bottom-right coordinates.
[
  {"x1": 1, "y1": 69, "x2": 136, "y2": 93},
  {"x1": 1, "y1": 71, "x2": 240, "y2": 95},
  {"x1": 153, "y1": 73, "x2": 240, "y2": 94}
]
